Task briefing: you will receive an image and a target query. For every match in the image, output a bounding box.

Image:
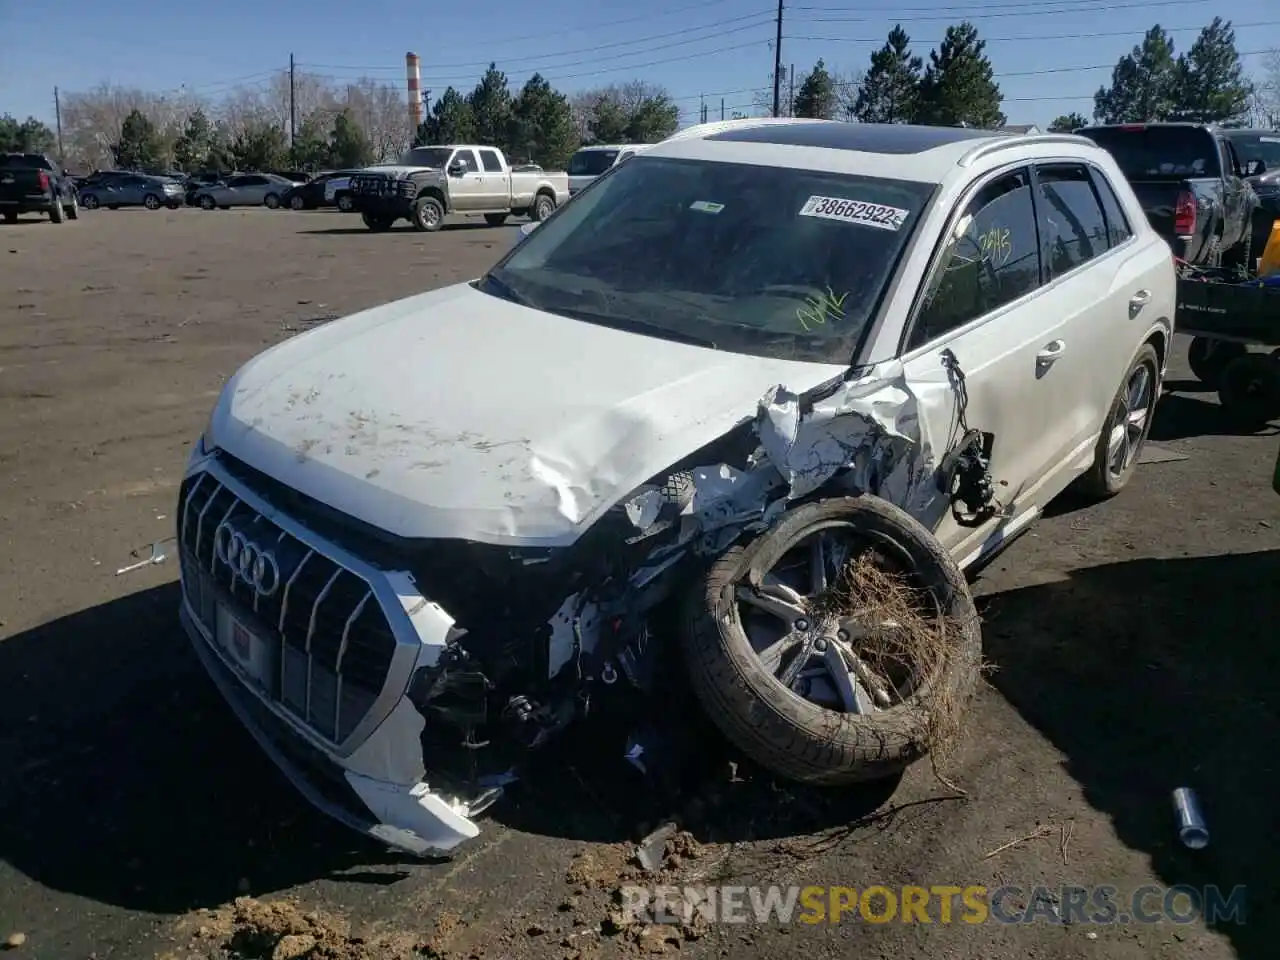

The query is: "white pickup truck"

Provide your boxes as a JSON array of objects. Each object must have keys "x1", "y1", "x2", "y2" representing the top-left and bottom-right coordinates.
[{"x1": 346, "y1": 145, "x2": 570, "y2": 232}]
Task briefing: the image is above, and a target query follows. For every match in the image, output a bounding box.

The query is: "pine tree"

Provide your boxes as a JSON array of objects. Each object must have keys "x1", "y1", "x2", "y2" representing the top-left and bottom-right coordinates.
[
  {"x1": 917, "y1": 23, "x2": 1005, "y2": 128},
  {"x1": 468, "y1": 64, "x2": 513, "y2": 151},
  {"x1": 854, "y1": 26, "x2": 924, "y2": 124},
  {"x1": 508, "y1": 74, "x2": 580, "y2": 167},
  {"x1": 794, "y1": 59, "x2": 838, "y2": 120},
  {"x1": 1093, "y1": 25, "x2": 1178, "y2": 123},
  {"x1": 1172, "y1": 18, "x2": 1253, "y2": 123},
  {"x1": 1048, "y1": 112, "x2": 1089, "y2": 132},
  {"x1": 112, "y1": 109, "x2": 164, "y2": 170}
]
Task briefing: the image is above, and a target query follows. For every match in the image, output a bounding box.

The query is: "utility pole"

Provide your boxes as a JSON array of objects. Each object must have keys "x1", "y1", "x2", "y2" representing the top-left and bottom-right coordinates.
[
  {"x1": 289, "y1": 54, "x2": 297, "y2": 158},
  {"x1": 771, "y1": 0, "x2": 784, "y2": 117},
  {"x1": 53, "y1": 87, "x2": 65, "y2": 164},
  {"x1": 700, "y1": 94, "x2": 707, "y2": 124},
  {"x1": 788, "y1": 64, "x2": 795, "y2": 117},
  {"x1": 720, "y1": 98, "x2": 725, "y2": 121}
]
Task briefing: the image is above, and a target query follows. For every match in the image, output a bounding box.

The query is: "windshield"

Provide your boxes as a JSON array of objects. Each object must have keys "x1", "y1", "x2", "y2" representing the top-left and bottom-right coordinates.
[
  {"x1": 399, "y1": 147, "x2": 453, "y2": 168},
  {"x1": 482, "y1": 155, "x2": 935, "y2": 363},
  {"x1": 568, "y1": 149, "x2": 620, "y2": 176},
  {"x1": 1078, "y1": 126, "x2": 1222, "y2": 180},
  {"x1": 1225, "y1": 133, "x2": 1280, "y2": 171}
]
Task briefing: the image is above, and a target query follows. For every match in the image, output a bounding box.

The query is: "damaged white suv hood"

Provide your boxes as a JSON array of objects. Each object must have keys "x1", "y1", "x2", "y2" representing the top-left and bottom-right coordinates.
[{"x1": 210, "y1": 282, "x2": 847, "y2": 545}]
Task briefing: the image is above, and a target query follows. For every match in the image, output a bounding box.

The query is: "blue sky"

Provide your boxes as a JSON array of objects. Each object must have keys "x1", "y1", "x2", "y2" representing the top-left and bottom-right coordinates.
[{"x1": 2, "y1": 0, "x2": 1277, "y2": 130}]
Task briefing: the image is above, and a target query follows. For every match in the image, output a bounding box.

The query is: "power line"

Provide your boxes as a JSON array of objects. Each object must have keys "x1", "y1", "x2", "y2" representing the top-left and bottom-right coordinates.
[
  {"x1": 298, "y1": 10, "x2": 775, "y2": 73},
  {"x1": 795, "y1": 0, "x2": 1212, "y2": 24},
  {"x1": 787, "y1": 19, "x2": 1280, "y2": 46}
]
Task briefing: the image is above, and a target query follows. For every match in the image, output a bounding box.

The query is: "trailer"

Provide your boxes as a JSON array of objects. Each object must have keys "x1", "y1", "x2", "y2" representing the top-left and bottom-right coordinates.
[{"x1": 1175, "y1": 264, "x2": 1280, "y2": 426}]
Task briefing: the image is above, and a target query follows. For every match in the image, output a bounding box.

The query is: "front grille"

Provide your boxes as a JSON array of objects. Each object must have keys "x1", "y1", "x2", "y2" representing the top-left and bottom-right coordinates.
[
  {"x1": 178, "y1": 472, "x2": 397, "y2": 744},
  {"x1": 352, "y1": 177, "x2": 409, "y2": 197}
]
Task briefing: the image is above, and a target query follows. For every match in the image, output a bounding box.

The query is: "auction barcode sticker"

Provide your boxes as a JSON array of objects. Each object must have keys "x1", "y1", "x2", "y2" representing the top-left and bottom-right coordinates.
[{"x1": 798, "y1": 196, "x2": 910, "y2": 231}]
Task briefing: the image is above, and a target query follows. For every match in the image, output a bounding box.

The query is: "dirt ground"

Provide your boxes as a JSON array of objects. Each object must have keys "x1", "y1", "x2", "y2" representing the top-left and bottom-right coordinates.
[{"x1": 0, "y1": 207, "x2": 1277, "y2": 960}]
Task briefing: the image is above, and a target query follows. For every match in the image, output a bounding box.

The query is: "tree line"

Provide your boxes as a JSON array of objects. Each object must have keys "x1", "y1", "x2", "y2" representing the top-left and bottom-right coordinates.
[
  {"x1": 782, "y1": 16, "x2": 1269, "y2": 133},
  {"x1": 2, "y1": 20, "x2": 1275, "y2": 172},
  {"x1": 0, "y1": 69, "x2": 681, "y2": 175}
]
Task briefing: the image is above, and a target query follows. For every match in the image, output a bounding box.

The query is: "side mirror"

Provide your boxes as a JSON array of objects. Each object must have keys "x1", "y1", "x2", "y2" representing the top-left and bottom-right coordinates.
[{"x1": 448, "y1": 162, "x2": 466, "y2": 177}]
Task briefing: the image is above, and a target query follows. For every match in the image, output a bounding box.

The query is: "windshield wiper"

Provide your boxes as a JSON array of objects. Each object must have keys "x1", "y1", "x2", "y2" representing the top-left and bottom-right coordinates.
[
  {"x1": 479, "y1": 272, "x2": 530, "y2": 307},
  {"x1": 555, "y1": 307, "x2": 718, "y2": 350}
]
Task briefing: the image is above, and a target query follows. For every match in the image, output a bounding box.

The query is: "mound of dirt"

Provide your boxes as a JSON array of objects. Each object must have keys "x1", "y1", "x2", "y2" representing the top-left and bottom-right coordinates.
[{"x1": 179, "y1": 897, "x2": 433, "y2": 960}]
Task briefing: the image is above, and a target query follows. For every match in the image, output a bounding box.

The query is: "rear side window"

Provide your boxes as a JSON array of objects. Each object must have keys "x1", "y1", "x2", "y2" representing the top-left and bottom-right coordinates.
[
  {"x1": 479, "y1": 149, "x2": 504, "y2": 173},
  {"x1": 1089, "y1": 168, "x2": 1133, "y2": 247},
  {"x1": 910, "y1": 169, "x2": 1041, "y2": 349},
  {"x1": 1077, "y1": 127, "x2": 1222, "y2": 180},
  {"x1": 568, "y1": 150, "x2": 619, "y2": 176},
  {"x1": 1035, "y1": 164, "x2": 1109, "y2": 278}
]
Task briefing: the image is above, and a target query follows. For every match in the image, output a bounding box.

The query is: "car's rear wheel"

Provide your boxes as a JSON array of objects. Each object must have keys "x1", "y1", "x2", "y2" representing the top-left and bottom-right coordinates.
[
  {"x1": 3, "y1": 210, "x2": 18, "y2": 223},
  {"x1": 66, "y1": 194, "x2": 79, "y2": 219},
  {"x1": 531, "y1": 192, "x2": 555, "y2": 221},
  {"x1": 1187, "y1": 336, "x2": 1247, "y2": 389},
  {"x1": 1217, "y1": 353, "x2": 1280, "y2": 426},
  {"x1": 336, "y1": 193, "x2": 354, "y2": 213},
  {"x1": 199, "y1": 196, "x2": 215, "y2": 210},
  {"x1": 1075, "y1": 342, "x2": 1160, "y2": 499},
  {"x1": 49, "y1": 196, "x2": 65, "y2": 222},
  {"x1": 681, "y1": 496, "x2": 981, "y2": 786},
  {"x1": 143, "y1": 193, "x2": 161, "y2": 210},
  {"x1": 81, "y1": 194, "x2": 100, "y2": 210},
  {"x1": 264, "y1": 193, "x2": 280, "y2": 209}
]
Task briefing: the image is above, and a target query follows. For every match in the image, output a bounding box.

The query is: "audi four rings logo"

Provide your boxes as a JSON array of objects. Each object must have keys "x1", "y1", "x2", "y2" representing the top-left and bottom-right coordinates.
[{"x1": 213, "y1": 520, "x2": 281, "y2": 597}]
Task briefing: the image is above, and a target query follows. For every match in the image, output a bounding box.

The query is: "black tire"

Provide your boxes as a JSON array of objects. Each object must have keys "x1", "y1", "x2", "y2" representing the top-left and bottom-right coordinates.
[
  {"x1": 106, "y1": 204, "x2": 119, "y2": 210},
  {"x1": 81, "y1": 194, "x2": 100, "y2": 210},
  {"x1": 289, "y1": 194, "x2": 306, "y2": 210},
  {"x1": 361, "y1": 211, "x2": 394, "y2": 232},
  {"x1": 1187, "y1": 336, "x2": 1247, "y2": 389},
  {"x1": 66, "y1": 195, "x2": 79, "y2": 220},
  {"x1": 49, "y1": 197, "x2": 65, "y2": 223},
  {"x1": 143, "y1": 193, "x2": 161, "y2": 210},
  {"x1": 411, "y1": 195, "x2": 445, "y2": 232},
  {"x1": 484, "y1": 213, "x2": 509, "y2": 227},
  {"x1": 531, "y1": 192, "x2": 555, "y2": 222},
  {"x1": 1075, "y1": 342, "x2": 1160, "y2": 500},
  {"x1": 199, "y1": 195, "x2": 216, "y2": 210},
  {"x1": 1217, "y1": 353, "x2": 1280, "y2": 426},
  {"x1": 680, "y1": 495, "x2": 981, "y2": 786},
  {"x1": 335, "y1": 193, "x2": 354, "y2": 213},
  {"x1": 264, "y1": 193, "x2": 280, "y2": 209},
  {"x1": 2, "y1": 210, "x2": 17, "y2": 223}
]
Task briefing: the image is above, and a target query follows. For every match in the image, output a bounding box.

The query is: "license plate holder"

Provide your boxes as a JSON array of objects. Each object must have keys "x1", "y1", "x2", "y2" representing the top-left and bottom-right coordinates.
[{"x1": 215, "y1": 604, "x2": 275, "y2": 690}]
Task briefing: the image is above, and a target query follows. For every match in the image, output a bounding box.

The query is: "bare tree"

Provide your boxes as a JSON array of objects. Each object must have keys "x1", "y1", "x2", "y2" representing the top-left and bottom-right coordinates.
[
  {"x1": 1259, "y1": 50, "x2": 1280, "y2": 125},
  {"x1": 834, "y1": 70, "x2": 865, "y2": 121},
  {"x1": 344, "y1": 78, "x2": 411, "y2": 162},
  {"x1": 59, "y1": 84, "x2": 153, "y2": 168},
  {"x1": 219, "y1": 71, "x2": 337, "y2": 140}
]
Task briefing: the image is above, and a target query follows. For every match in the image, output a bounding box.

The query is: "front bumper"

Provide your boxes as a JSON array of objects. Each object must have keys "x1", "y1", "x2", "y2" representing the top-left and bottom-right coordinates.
[
  {"x1": 176, "y1": 453, "x2": 494, "y2": 856},
  {"x1": 349, "y1": 193, "x2": 412, "y2": 218}
]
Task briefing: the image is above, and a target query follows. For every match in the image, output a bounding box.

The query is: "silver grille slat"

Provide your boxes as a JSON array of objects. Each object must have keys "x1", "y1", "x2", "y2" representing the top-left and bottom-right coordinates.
[{"x1": 177, "y1": 468, "x2": 401, "y2": 747}]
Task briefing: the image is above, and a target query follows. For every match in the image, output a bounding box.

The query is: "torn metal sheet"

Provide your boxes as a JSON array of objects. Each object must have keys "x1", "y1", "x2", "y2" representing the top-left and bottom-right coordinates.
[
  {"x1": 116, "y1": 537, "x2": 176, "y2": 575},
  {"x1": 756, "y1": 360, "x2": 945, "y2": 520}
]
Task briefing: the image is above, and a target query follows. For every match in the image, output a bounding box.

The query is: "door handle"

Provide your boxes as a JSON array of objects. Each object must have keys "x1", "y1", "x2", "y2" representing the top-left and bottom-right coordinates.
[
  {"x1": 1036, "y1": 340, "x2": 1066, "y2": 375},
  {"x1": 1129, "y1": 289, "x2": 1151, "y2": 316}
]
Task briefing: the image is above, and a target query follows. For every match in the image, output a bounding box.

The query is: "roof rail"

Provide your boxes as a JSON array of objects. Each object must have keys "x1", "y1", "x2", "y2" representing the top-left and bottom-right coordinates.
[
  {"x1": 957, "y1": 132, "x2": 1099, "y2": 167},
  {"x1": 661, "y1": 116, "x2": 805, "y2": 143}
]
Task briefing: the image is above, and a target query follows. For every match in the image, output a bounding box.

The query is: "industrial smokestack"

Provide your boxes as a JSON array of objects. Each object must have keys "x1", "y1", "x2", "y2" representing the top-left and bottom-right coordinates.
[{"x1": 405, "y1": 53, "x2": 423, "y2": 131}]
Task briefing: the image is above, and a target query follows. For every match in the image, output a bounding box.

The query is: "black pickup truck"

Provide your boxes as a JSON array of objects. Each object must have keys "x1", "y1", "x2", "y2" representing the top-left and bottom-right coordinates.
[
  {"x1": 1220, "y1": 128, "x2": 1280, "y2": 261},
  {"x1": 1076, "y1": 123, "x2": 1257, "y2": 268},
  {"x1": 0, "y1": 153, "x2": 78, "y2": 223}
]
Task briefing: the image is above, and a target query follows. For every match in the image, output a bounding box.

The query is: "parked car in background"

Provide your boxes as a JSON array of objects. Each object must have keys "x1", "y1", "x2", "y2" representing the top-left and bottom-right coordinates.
[
  {"x1": 193, "y1": 173, "x2": 296, "y2": 210},
  {"x1": 0, "y1": 153, "x2": 78, "y2": 222},
  {"x1": 182, "y1": 172, "x2": 227, "y2": 206},
  {"x1": 271, "y1": 170, "x2": 310, "y2": 184},
  {"x1": 281, "y1": 170, "x2": 362, "y2": 210},
  {"x1": 1077, "y1": 122, "x2": 1257, "y2": 268},
  {"x1": 181, "y1": 121, "x2": 1176, "y2": 856},
  {"x1": 74, "y1": 170, "x2": 134, "y2": 193},
  {"x1": 77, "y1": 173, "x2": 185, "y2": 210},
  {"x1": 347, "y1": 144, "x2": 569, "y2": 231},
  {"x1": 1219, "y1": 128, "x2": 1280, "y2": 264},
  {"x1": 324, "y1": 173, "x2": 357, "y2": 212},
  {"x1": 566, "y1": 143, "x2": 649, "y2": 195}
]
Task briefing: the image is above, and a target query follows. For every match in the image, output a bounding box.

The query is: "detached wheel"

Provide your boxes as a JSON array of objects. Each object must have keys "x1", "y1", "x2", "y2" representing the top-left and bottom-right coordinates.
[
  {"x1": 361, "y1": 211, "x2": 394, "y2": 232},
  {"x1": 531, "y1": 192, "x2": 555, "y2": 221},
  {"x1": 411, "y1": 196, "x2": 444, "y2": 232},
  {"x1": 1076, "y1": 342, "x2": 1159, "y2": 499},
  {"x1": 681, "y1": 496, "x2": 981, "y2": 786},
  {"x1": 1218, "y1": 353, "x2": 1280, "y2": 426},
  {"x1": 1187, "y1": 336, "x2": 1246, "y2": 389}
]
